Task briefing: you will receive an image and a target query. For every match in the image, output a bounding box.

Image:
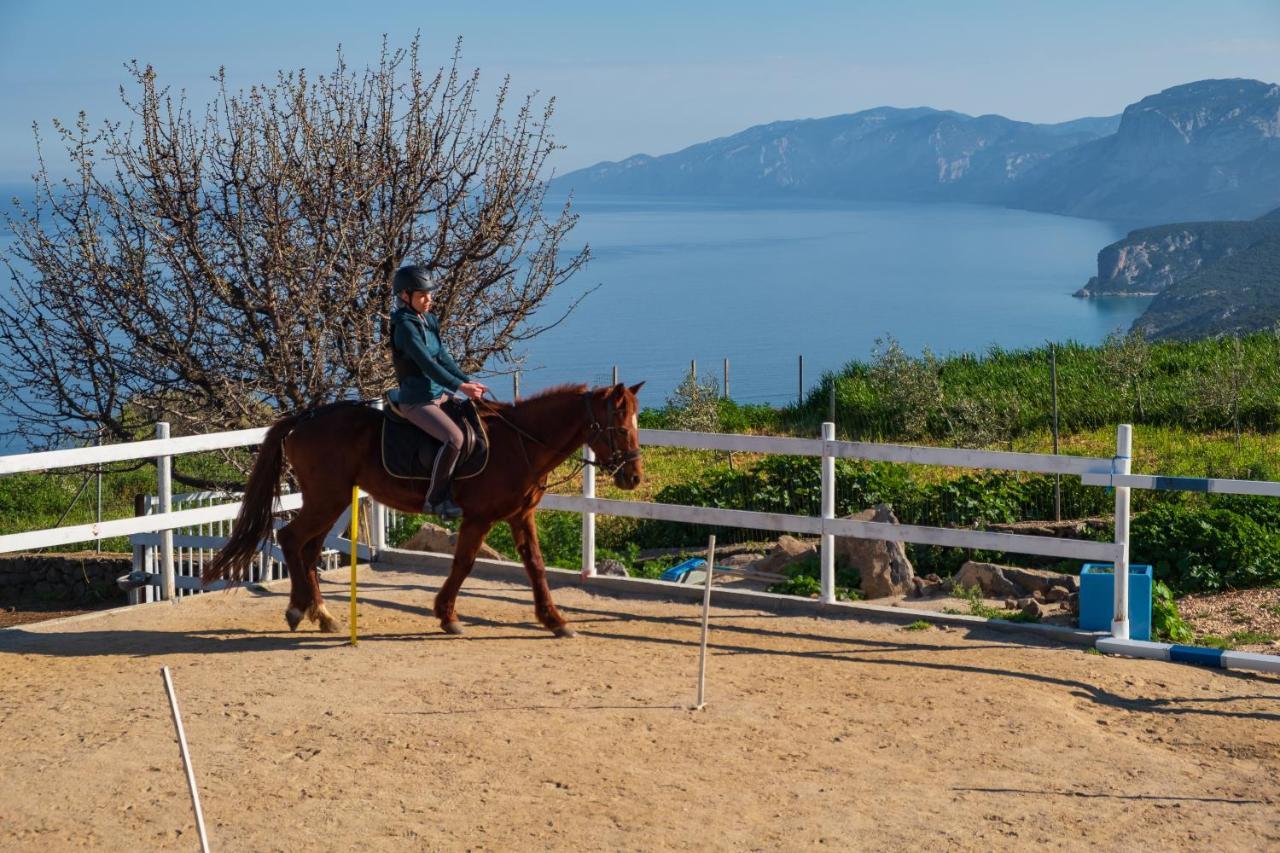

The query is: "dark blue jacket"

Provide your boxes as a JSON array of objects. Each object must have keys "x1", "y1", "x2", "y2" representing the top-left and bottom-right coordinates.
[{"x1": 390, "y1": 307, "x2": 470, "y2": 404}]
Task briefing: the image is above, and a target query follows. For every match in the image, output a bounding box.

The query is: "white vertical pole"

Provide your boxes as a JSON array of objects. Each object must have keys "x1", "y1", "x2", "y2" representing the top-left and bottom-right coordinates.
[
  {"x1": 695, "y1": 534, "x2": 716, "y2": 709},
  {"x1": 1112, "y1": 424, "x2": 1133, "y2": 640},
  {"x1": 370, "y1": 399, "x2": 387, "y2": 555},
  {"x1": 581, "y1": 444, "x2": 596, "y2": 578},
  {"x1": 820, "y1": 421, "x2": 836, "y2": 604},
  {"x1": 156, "y1": 422, "x2": 176, "y2": 602}
]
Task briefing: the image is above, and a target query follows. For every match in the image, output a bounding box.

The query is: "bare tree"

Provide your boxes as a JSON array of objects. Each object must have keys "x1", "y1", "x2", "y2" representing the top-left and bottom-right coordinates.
[{"x1": 0, "y1": 38, "x2": 588, "y2": 478}]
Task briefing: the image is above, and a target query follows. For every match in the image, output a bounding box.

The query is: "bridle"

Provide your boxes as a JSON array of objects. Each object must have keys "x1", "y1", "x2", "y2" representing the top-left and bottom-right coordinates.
[
  {"x1": 476, "y1": 391, "x2": 642, "y2": 487},
  {"x1": 582, "y1": 392, "x2": 643, "y2": 478}
]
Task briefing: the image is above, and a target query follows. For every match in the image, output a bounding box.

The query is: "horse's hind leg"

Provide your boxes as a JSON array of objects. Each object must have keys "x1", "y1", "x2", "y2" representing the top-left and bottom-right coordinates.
[{"x1": 277, "y1": 499, "x2": 346, "y2": 632}]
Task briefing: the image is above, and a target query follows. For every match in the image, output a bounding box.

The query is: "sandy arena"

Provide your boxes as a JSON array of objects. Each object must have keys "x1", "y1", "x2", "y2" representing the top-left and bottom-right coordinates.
[{"x1": 1, "y1": 563, "x2": 1278, "y2": 851}]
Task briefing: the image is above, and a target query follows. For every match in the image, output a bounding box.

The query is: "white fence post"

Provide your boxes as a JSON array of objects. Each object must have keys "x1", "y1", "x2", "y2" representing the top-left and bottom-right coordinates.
[
  {"x1": 581, "y1": 444, "x2": 596, "y2": 577},
  {"x1": 1112, "y1": 424, "x2": 1133, "y2": 639},
  {"x1": 156, "y1": 422, "x2": 176, "y2": 602},
  {"x1": 820, "y1": 421, "x2": 836, "y2": 604},
  {"x1": 370, "y1": 399, "x2": 386, "y2": 556}
]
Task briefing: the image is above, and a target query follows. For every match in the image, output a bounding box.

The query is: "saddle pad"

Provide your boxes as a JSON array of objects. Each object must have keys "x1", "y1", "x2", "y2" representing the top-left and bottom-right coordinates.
[{"x1": 380, "y1": 400, "x2": 490, "y2": 481}]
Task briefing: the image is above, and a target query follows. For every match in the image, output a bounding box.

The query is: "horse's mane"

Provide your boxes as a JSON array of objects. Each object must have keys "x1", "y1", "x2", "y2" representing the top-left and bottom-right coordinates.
[{"x1": 481, "y1": 383, "x2": 589, "y2": 415}]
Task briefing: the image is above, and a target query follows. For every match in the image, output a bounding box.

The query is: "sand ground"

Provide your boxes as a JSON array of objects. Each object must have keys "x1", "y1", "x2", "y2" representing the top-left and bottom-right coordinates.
[{"x1": 1, "y1": 564, "x2": 1277, "y2": 852}]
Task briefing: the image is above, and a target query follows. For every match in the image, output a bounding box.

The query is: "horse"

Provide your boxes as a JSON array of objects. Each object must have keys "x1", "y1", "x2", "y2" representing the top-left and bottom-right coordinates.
[{"x1": 202, "y1": 382, "x2": 645, "y2": 637}]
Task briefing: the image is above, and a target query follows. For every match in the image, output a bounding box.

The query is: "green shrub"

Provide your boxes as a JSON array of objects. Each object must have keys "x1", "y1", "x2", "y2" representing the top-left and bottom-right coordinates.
[{"x1": 1131, "y1": 503, "x2": 1280, "y2": 594}]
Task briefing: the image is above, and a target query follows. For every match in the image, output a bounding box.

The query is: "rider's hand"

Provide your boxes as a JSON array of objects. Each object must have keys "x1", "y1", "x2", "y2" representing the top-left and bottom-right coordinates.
[{"x1": 458, "y1": 382, "x2": 486, "y2": 400}]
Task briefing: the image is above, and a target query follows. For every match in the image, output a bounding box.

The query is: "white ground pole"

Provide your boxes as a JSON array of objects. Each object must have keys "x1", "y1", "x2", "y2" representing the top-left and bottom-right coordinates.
[
  {"x1": 820, "y1": 421, "x2": 836, "y2": 604},
  {"x1": 1111, "y1": 425, "x2": 1133, "y2": 640},
  {"x1": 581, "y1": 444, "x2": 596, "y2": 578},
  {"x1": 161, "y1": 666, "x2": 211, "y2": 853},
  {"x1": 156, "y1": 422, "x2": 176, "y2": 602},
  {"x1": 695, "y1": 534, "x2": 716, "y2": 710}
]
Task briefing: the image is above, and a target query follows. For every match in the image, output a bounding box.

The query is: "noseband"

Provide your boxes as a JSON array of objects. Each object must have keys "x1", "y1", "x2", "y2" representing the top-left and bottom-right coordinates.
[{"x1": 583, "y1": 393, "x2": 642, "y2": 477}]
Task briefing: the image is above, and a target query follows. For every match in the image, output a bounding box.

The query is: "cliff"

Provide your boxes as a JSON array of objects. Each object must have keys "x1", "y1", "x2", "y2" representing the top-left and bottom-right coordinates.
[
  {"x1": 1075, "y1": 216, "x2": 1280, "y2": 297},
  {"x1": 1132, "y1": 236, "x2": 1280, "y2": 339}
]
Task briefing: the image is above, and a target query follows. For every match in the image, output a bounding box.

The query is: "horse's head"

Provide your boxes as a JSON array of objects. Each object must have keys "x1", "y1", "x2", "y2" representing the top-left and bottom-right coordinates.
[{"x1": 585, "y1": 382, "x2": 645, "y2": 490}]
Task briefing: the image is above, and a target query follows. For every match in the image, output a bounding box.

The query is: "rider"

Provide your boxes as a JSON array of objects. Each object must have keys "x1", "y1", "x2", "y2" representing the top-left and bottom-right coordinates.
[{"x1": 389, "y1": 265, "x2": 488, "y2": 519}]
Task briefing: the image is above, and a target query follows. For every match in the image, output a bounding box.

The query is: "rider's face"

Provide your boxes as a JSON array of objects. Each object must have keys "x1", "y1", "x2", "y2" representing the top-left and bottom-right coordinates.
[{"x1": 405, "y1": 290, "x2": 432, "y2": 313}]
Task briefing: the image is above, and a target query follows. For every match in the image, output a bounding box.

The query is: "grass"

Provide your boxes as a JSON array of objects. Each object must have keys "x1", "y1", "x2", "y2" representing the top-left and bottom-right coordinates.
[
  {"x1": 1197, "y1": 631, "x2": 1277, "y2": 650},
  {"x1": 903, "y1": 620, "x2": 932, "y2": 631}
]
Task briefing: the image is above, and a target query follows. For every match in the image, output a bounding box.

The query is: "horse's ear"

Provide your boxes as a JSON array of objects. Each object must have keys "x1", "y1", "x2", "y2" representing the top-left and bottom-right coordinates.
[{"x1": 627, "y1": 381, "x2": 645, "y2": 396}]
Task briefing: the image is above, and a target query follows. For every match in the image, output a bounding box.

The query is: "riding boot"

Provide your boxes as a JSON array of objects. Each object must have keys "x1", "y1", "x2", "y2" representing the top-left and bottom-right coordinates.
[{"x1": 425, "y1": 443, "x2": 463, "y2": 519}]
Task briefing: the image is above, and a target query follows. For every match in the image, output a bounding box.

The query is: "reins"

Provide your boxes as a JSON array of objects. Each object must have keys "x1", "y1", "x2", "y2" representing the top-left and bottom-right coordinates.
[{"x1": 474, "y1": 391, "x2": 640, "y2": 490}]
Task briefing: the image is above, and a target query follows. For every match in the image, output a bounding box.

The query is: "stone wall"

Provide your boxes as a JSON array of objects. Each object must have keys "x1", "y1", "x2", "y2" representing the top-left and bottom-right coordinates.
[{"x1": 0, "y1": 552, "x2": 131, "y2": 605}]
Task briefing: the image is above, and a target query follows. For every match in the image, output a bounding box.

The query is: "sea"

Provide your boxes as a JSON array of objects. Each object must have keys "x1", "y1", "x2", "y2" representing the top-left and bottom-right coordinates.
[
  {"x1": 0, "y1": 193, "x2": 1147, "y2": 452},
  {"x1": 515, "y1": 194, "x2": 1144, "y2": 405}
]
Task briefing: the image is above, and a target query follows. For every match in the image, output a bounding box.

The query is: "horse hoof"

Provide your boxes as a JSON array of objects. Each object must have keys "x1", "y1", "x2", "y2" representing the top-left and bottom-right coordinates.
[
  {"x1": 442, "y1": 621, "x2": 465, "y2": 636},
  {"x1": 286, "y1": 608, "x2": 304, "y2": 631},
  {"x1": 318, "y1": 617, "x2": 340, "y2": 634},
  {"x1": 552, "y1": 626, "x2": 577, "y2": 639}
]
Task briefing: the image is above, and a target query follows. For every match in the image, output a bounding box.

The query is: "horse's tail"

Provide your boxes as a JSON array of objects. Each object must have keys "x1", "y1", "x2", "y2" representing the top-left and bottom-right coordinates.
[{"x1": 202, "y1": 411, "x2": 308, "y2": 586}]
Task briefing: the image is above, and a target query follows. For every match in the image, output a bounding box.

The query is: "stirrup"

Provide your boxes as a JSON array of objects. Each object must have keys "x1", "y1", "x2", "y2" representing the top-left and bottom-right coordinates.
[{"x1": 428, "y1": 498, "x2": 463, "y2": 520}]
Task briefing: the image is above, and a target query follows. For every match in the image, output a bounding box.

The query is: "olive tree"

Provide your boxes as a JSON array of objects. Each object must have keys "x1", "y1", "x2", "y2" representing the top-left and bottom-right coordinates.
[{"x1": 0, "y1": 38, "x2": 588, "y2": 478}]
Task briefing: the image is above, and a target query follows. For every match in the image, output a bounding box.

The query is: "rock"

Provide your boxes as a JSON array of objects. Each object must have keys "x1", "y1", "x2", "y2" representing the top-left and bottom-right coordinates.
[
  {"x1": 720, "y1": 553, "x2": 761, "y2": 568},
  {"x1": 952, "y1": 561, "x2": 1078, "y2": 598},
  {"x1": 835, "y1": 504, "x2": 915, "y2": 598},
  {"x1": 1046, "y1": 585, "x2": 1071, "y2": 603},
  {"x1": 1001, "y1": 565, "x2": 1079, "y2": 595},
  {"x1": 952, "y1": 561, "x2": 1021, "y2": 598},
  {"x1": 400, "y1": 522, "x2": 505, "y2": 561},
  {"x1": 1016, "y1": 597, "x2": 1035, "y2": 609},
  {"x1": 596, "y1": 559, "x2": 628, "y2": 577},
  {"x1": 750, "y1": 535, "x2": 817, "y2": 575},
  {"x1": 1003, "y1": 598, "x2": 1019, "y2": 610},
  {"x1": 1067, "y1": 592, "x2": 1080, "y2": 615},
  {"x1": 1031, "y1": 589, "x2": 1045, "y2": 604},
  {"x1": 1021, "y1": 600, "x2": 1048, "y2": 619}
]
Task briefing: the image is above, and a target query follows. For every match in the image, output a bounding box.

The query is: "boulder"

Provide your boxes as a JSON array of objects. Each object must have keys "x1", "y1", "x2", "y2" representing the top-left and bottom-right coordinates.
[
  {"x1": 835, "y1": 504, "x2": 915, "y2": 599},
  {"x1": 952, "y1": 561, "x2": 1079, "y2": 598},
  {"x1": 400, "y1": 522, "x2": 505, "y2": 561},
  {"x1": 596, "y1": 559, "x2": 629, "y2": 578},
  {"x1": 1046, "y1": 585, "x2": 1071, "y2": 603},
  {"x1": 1021, "y1": 599, "x2": 1048, "y2": 620},
  {"x1": 952, "y1": 561, "x2": 1021, "y2": 598},
  {"x1": 749, "y1": 535, "x2": 816, "y2": 575}
]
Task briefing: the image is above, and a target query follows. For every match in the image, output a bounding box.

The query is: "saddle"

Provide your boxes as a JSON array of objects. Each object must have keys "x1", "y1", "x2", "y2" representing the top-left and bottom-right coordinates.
[{"x1": 380, "y1": 391, "x2": 489, "y2": 481}]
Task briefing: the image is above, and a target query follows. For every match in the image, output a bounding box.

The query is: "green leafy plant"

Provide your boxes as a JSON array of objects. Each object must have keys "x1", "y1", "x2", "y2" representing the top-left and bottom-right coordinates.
[{"x1": 1150, "y1": 580, "x2": 1194, "y2": 643}]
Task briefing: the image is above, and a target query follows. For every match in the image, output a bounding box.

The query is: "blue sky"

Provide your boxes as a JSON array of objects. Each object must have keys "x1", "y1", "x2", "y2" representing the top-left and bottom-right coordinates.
[{"x1": 2, "y1": 0, "x2": 1279, "y2": 180}]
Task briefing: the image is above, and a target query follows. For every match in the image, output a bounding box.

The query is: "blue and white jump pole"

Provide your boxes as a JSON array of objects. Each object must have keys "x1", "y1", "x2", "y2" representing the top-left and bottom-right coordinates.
[{"x1": 1095, "y1": 424, "x2": 1280, "y2": 675}]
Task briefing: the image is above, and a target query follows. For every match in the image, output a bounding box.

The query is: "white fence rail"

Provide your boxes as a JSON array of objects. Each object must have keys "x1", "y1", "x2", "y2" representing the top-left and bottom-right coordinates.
[{"x1": 3, "y1": 418, "x2": 1280, "y2": 651}]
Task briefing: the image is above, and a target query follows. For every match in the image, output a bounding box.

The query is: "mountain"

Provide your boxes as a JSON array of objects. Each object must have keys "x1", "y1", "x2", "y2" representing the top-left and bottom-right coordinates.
[
  {"x1": 1132, "y1": 236, "x2": 1280, "y2": 339},
  {"x1": 1015, "y1": 79, "x2": 1280, "y2": 222},
  {"x1": 552, "y1": 107, "x2": 1118, "y2": 204},
  {"x1": 1076, "y1": 210, "x2": 1280, "y2": 297},
  {"x1": 553, "y1": 79, "x2": 1280, "y2": 223}
]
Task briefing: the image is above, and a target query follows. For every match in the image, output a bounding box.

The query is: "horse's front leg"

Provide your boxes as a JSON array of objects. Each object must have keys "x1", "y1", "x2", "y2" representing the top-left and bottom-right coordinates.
[
  {"x1": 433, "y1": 517, "x2": 492, "y2": 635},
  {"x1": 509, "y1": 510, "x2": 574, "y2": 638}
]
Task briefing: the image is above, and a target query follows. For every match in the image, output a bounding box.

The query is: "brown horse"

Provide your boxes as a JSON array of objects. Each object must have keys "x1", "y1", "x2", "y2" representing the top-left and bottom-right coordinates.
[{"x1": 202, "y1": 383, "x2": 644, "y2": 637}]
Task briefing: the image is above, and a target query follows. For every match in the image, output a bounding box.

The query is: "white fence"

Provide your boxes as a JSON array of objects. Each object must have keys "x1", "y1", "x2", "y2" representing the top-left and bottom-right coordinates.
[
  {"x1": 5, "y1": 418, "x2": 1280, "y2": 660},
  {"x1": 0, "y1": 422, "x2": 378, "y2": 601}
]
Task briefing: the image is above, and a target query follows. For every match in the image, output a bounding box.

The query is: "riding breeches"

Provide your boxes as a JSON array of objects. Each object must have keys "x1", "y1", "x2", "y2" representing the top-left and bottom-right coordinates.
[{"x1": 400, "y1": 398, "x2": 464, "y2": 451}]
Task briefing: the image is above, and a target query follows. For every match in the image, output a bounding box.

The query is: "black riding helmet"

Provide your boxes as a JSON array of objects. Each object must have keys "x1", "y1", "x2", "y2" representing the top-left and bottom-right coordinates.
[{"x1": 392, "y1": 264, "x2": 434, "y2": 296}]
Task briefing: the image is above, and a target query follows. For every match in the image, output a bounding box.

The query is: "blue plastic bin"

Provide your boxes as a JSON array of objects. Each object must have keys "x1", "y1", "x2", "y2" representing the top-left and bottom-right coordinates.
[{"x1": 1079, "y1": 563, "x2": 1152, "y2": 640}]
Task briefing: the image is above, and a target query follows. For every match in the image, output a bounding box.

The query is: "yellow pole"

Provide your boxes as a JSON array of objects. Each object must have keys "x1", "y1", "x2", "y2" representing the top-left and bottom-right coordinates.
[{"x1": 349, "y1": 486, "x2": 359, "y2": 646}]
